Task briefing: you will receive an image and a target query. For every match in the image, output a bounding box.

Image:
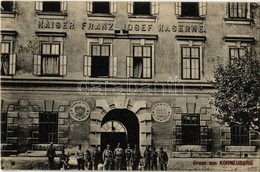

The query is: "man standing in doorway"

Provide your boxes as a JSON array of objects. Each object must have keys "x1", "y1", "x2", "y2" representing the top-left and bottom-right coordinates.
[
  {"x1": 114, "y1": 142, "x2": 124, "y2": 170},
  {"x1": 92, "y1": 145, "x2": 101, "y2": 170},
  {"x1": 75, "y1": 144, "x2": 85, "y2": 170},
  {"x1": 131, "y1": 144, "x2": 141, "y2": 171},
  {"x1": 150, "y1": 147, "x2": 158, "y2": 170},
  {"x1": 143, "y1": 145, "x2": 151, "y2": 171},
  {"x1": 159, "y1": 147, "x2": 168, "y2": 171},
  {"x1": 102, "y1": 144, "x2": 114, "y2": 170},
  {"x1": 125, "y1": 143, "x2": 132, "y2": 170},
  {"x1": 46, "y1": 143, "x2": 56, "y2": 170}
]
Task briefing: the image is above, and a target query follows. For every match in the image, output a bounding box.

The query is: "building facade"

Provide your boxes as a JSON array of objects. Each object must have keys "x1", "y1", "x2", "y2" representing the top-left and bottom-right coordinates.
[{"x1": 1, "y1": 1, "x2": 260, "y2": 158}]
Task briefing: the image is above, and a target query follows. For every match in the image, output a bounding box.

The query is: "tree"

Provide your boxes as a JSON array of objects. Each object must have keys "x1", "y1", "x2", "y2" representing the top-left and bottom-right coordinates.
[{"x1": 211, "y1": 49, "x2": 260, "y2": 132}]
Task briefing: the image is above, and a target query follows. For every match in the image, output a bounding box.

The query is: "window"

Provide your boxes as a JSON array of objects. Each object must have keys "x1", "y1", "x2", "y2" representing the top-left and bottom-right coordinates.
[
  {"x1": 127, "y1": 46, "x2": 152, "y2": 79},
  {"x1": 228, "y1": 3, "x2": 247, "y2": 18},
  {"x1": 181, "y1": 47, "x2": 200, "y2": 80},
  {"x1": 1, "y1": 1, "x2": 14, "y2": 11},
  {"x1": 1, "y1": 42, "x2": 16, "y2": 75},
  {"x1": 34, "y1": 43, "x2": 66, "y2": 76},
  {"x1": 43, "y1": 1, "x2": 60, "y2": 12},
  {"x1": 229, "y1": 47, "x2": 246, "y2": 64},
  {"x1": 175, "y1": 2, "x2": 206, "y2": 17},
  {"x1": 86, "y1": 2, "x2": 116, "y2": 14},
  {"x1": 182, "y1": 114, "x2": 200, "y2": 145},
  {"x1": 35, "y1": 1, "x2": 67, "y2": 13},
  {"x1": 39, "y1": 113, "x2": 58, "y2": 144},
  {"x1": 127, "y1": 2, "x2": 158, "y2": 16},
  {"x1": 231, "y1": 125, "x2": 249, "y2": 145},
  {"x1": 1, "y1": 113, "x2": 7, "y2": 143},
  {"x1": 84, "y1": 44, "x2": 117, "y2": 77}
]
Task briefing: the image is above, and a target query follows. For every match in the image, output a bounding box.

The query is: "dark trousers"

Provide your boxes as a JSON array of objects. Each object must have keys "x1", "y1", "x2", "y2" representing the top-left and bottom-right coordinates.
[
  {"x1": 77, "y1": 158, "x2": 85, "y2": 170},
  {"x1": 48, "y1": 157, "x2": 55, "y2": 170},
  {"x1": 144, "y1": 159, "x2": 150, "y2": 170},
  {"x1": 104, "y1": 158, "x2": 113, "y2": 170},
  {"x1": 160, "y1": 162, "x2": 167, "y2": 171},
  {"x1": 150, "y1": 160, "x2": 157, "y2": 170},
  {"x1": 93, "y1": 161, "x2": 98, "y2": 170},
  {"x1": 114, "y1": 159, "x2": 122, "y2": 170},
  {"x1": 132, "y1": 160, "x2": 139, "y2": 170}
]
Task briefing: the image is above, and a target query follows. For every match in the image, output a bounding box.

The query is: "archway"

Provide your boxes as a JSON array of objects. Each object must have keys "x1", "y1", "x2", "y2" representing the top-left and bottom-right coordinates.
[{"x1": 101, "y1": 109, "x2": 139, "y2": 152}]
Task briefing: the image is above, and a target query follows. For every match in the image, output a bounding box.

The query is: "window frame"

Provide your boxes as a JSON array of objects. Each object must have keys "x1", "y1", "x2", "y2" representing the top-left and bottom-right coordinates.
[
  {"x1": 231, "y1": 125, "x2": 249, "y2": 146},
  {"x1": 181, "y1": 114, "x2": 200, "y2": 145},
  {"x1": 39, "y1": 112, "x2": 58, "y2": 144},
  {"x1": 181, "y1": 46, "x2": 201, "y2": 80},
  {"x1": 40, "y1": 43, "x2": 61, "y2": 76},
  {"x1": 228, "y1": 47, "x2": 247, "y2": 65},
  {"x1": 42, "y1": 1, "x2": 61, "y2": 13},
  {"x1": 228, "y1": 2, "x2": 248, "y2": 19},
  {"x1": 92, "y1": 2, "x2": 110, "y2": 14},
  {"x1": 181, "y1": 2, "x2": 199, "y2": 17},
  {"x1": 133, "y1": 2, "x2": 151, "y2": 16}
]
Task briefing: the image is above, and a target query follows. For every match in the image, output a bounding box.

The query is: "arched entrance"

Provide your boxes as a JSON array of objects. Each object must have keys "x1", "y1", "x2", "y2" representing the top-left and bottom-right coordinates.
[{"x1": 101, "y1": 109, "x2": 139, "y2": 152}]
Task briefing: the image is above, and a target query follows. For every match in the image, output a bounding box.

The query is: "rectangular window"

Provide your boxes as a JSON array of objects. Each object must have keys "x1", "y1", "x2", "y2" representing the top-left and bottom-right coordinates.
[
  {"x1": 92, "y1": 2, "x2": 110, "y2": 14},
  {"x1": 228, "y1": 2, "x2": 247, "y2": 18},
  {"x1": 1, "y1": 42, "x2": 10, "y2": 75},
  {"x1": 39, "y1": 113, "x2": 58, "y2": 144},
  {"x1": 1, "y1": 113, "x2": 7, "y2": 143},
  {"x1": 229, "y1": 48, "x2": 246, "y2": 64},
  {"x1": 181, "y1": 2, "x2": 199, "y2": 17},
  {"x1": 1, "y1": 1, "x2": 13, "y2": 11},
  {"x1": 181, "y1": 47, "x2": 200, "y2": 80},
  {"x1": 133, "y1": 2, "x2": 151, "y2": 15},
  {"x1": 182, "y1": 114, "x2": 200, "y2": 145},
  {"x1": 132, "y1": 46, "x2": 152, "y2": 78},
  {"x1": 42, "y1": 1, "x2": 61, "y2": 12},
  {"x1": 41, "y1": 43, "x2": 60, "y2": 76},
  {"x1": 91, "y1": 45, "x2": 110, "y2": 77},
  {"x1": 231, "y1": 125, "x2": 249, "y2": 145}
]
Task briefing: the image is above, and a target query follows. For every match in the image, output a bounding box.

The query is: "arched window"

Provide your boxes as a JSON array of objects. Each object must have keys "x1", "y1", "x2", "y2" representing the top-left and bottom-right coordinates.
[{"x1": 101, "y1": 121, "x2": 126, "y2": 133}]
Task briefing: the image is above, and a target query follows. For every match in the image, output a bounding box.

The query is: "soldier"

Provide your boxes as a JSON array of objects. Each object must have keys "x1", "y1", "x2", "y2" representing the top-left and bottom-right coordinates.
[
  {"x1": 158, "y1": 147, "x2": 168, "y2": 171},
  {"x1": 75, "y1": 144, "x2": 85, "y2": 170},
  {"x1": 85, "y1": 149, "x2": 92, "y2": 170},
  {"x1": 102, "y1": 144, "x2": 114, "y2": 170},
  {"x1": 143, "y1": 145, "x2": 151, "y2": 171},
  {"x1": 131, "y1": 144, "x2": 141, "y2": 171},
  {"x1": 114, "y1": 142, "x2": 124, "y2": 170},
  {"x1": 150, "y1": 147, "x2": 158, "y2": 171},
  {"x1": 46, "y1": 143, "x2": 56, "y2": 170},
  {"x1": 59, "y1": 149, "x2": 69, "y2": 170},
  {"x1": 125, "y1": 143, "x2": 132, "y2": 171},
  {"x1": 92, "y1": 146, "x2": 101, "y2": 170}
]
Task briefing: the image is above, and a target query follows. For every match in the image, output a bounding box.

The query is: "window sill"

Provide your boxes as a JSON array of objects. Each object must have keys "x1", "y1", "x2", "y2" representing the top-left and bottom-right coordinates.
[
  {"x1": 225, "y1": 146, "x2": 256, "y2": 152},
  {"x1": 87, "y1": 13, "x2": 115, "y2": 21},
  {"x1": 36, "y1": 12, "x2": 67, "y2": 20},
  {"x1": 1, "y1": 11, "x2": 17, "y2": 18},
  {"x1": 224, "y1": 18, "x2": 252, "y2": 25},
  {"x1": 128, "y1": 15, "x2": 157, "y2": 22},
  {"x1": 176, "y1": 145, "x2": 207, "y2": 152},
  {"x1": 177, "y1": 16, "x2": 205, "y2": 24}
]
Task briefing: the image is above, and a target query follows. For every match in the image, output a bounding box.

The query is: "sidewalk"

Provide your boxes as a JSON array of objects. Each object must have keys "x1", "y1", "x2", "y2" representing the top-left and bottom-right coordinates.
[{"x1": 1, "y1": 157, "x2": 259, "y2": 171}]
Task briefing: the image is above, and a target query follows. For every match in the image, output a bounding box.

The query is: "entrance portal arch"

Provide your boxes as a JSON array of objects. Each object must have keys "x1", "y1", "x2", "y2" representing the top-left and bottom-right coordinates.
[{"x1": 101, "y1": 109, "x2": 139, "y2": 152}]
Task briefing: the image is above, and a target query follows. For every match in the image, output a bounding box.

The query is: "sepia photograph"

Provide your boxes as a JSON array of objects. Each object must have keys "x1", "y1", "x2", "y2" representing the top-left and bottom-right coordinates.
[{"x1": 0, "y1": 0, "x2": 260, "y2": 171}]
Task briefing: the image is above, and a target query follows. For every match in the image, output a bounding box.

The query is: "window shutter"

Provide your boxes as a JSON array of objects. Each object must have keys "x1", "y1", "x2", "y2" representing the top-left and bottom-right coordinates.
[
  {"x1": 86, "y1": 2, "x2": 93, "y2": 13},
  {"x1": 110, "y1": 2, "x2": 117, "y2": 13},
  {"x1": 12, "y1": 1, "x2": 16, "y2": 11},
  {"x1": 199, "y1": 2, "x2": 207, "y2": 16},
  {"x1": 9, "y1": 54, "x2": 16, "y2": 75},
  {"x1": 33, "y1": 55, "x2": 41, "y2": 75},
  {"x1": 226, "y1": 3, "x2": 229, "y2": 18},
  {"x1": 127, "y1": 2, "x2": 133, "y2": 14},
  {"x1": 247, "y1": 3, "x2": 250, "y2": 18},
  {"x1": 151, "y1": 2, "x2": 159, "y2": 15},
  {"x1": 35, "y1": 1, "x2": 43, "y2": 11},
  {"x1": 61, "y1": 2, "x2": 67, "y2": 12},
  {"x1": 109, "y1": 56, "x2": 117, "y2": 77},
  {"x1": 59, "y1": 55, "x2": 67, "y2": 76},
  {"x1": 175, "y1": 2, "x2": 181, "y2": 15},
  {"x1": 84, "y1": 55, "x2": 92, "y2": 76},
  {"x1": 143, "y1": 58, "x2": 151, "y2": 78},
  {"x1": 126, "y1": 56, "x2": 133, "y2": 78}
]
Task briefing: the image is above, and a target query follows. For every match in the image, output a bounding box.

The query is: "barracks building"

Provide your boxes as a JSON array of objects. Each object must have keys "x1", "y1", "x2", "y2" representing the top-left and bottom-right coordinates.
[{"x1": 1, "y1": 1, "x2": 260, "y2": 158}]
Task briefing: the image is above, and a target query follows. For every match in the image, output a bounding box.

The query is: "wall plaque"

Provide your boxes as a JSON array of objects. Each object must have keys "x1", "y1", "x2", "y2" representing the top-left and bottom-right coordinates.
[
  {"x1": 151, "y1": 103, "x2": 172, "y2": 122},
  {"x1": 70, "y1": 101, "x2": 90, "y2": 121}
]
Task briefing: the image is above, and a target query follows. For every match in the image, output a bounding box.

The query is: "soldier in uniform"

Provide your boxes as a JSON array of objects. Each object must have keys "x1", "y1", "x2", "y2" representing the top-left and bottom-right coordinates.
[
  {"x1": 85, "y1": 149, "x2": 92, "y2": 170},
  {"x1": 46, "y1": 143, "x2": 56, "y2": 170},
  {"x1": 150, "y1": 147, "x2": 158, "y2": 171},
  {"x1": 102, "y1": 144, "x2": 114, "y2": 170},
  {"x1": 75, "y1": 144, "x2": 85, "y2": 170},
  {"x1": 131, "y1": 144, "x2": 141, "y2": 171},
  {"x1": 114, "y1": 142, "x2": 124, "y2": 170},
  {"x1": 92, "y1": 145, "x2": 101, "y2": 170},
  {"x1": 125, "y1": 143, "x2": 132, "y2": 170},
  {"x1": 158, "y1": 147, "x2": 168, "y2": 171},
  {"x1": 143, "y1": 145, "x2": 151, "y2": 171}
]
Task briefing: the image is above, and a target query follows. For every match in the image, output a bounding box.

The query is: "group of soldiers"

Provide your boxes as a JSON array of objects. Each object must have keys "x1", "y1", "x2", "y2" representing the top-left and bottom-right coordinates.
[{"x1": 47, "y1": 142, "x2": 169, "y2": 171}]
